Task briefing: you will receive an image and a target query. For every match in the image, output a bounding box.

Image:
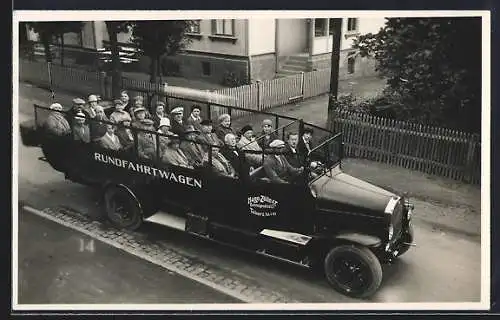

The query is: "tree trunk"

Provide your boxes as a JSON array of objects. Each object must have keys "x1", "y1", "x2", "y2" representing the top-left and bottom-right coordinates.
[
  {"x1": 40, "y1": 32, "x2": 52, "y2": 63},
  {"x1": 60, "y1": 33, "x2": 65, "y2": 66},
  {"x1": 106, "y1": 22, "x2": 122, "y2": 99},
  {"x1": 150, "y1": 55, "x2": 158, "y2": 84}
]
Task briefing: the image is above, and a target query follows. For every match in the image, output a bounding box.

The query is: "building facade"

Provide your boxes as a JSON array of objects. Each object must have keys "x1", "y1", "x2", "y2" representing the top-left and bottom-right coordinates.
[{"x1": 24, "y1": 18, "x2": 386, "y2": 86}]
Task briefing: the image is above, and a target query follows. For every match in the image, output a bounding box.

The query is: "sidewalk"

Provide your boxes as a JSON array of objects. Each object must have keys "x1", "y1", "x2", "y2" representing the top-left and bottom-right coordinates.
[{"x1": 17, "y1": 81, "x2": 482, "y2": 237}]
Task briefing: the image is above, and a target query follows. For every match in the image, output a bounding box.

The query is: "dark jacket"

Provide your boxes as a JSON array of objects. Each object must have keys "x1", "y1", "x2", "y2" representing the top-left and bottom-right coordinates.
[
  {"x1": 257, "y1": 132, "x2": 278, "y2": 151},
  {"x1": 297, "y1": 136, "x2": 314, "y2": 162},
  {"x1": 170, "y1": 119, "x2": 186, "y2": 136},
  {"x1": 220, "y1": 146, "x2": 249, "y2": 177},
  {"x1": 116, "y1": 127, "x2": 135, "y2": 151},
  {"x1": 196, "y1": 132, "x2": 221, "y2": 152},
  {"x1": 263, "y1": 154, "x2": 302, "y2": 184},
  {"x1": 180, "y1": 140, "x2": 205, "y2": 167},
  {"x1": 215, "y1": 125, "x2": 235, "y2": 143},
  {"x1": 284, "y1": 144, "x2": 302, "y2": 168}
]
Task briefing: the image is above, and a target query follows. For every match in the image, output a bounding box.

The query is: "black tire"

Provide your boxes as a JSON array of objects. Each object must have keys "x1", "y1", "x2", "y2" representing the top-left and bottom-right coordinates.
[
  {"x1": 103, "y1": 185, "x2": 143, "y2": 231},
  {"x1": 324, "y1": 244, "x2": 383, "y2": 299}
]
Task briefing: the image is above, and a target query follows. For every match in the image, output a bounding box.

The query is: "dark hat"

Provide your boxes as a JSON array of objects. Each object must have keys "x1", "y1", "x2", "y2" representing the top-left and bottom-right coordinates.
[
  {"x1": 184, "y1": 125, "x2": 200, "y2": 134},
  {"x1": 167, "y1": 134, "x2": 180, "y2": 145},
  {"x1": 240, "y1": 125, "x2": 253, "y2": 134},
  {"x1": 303, "y1": 127, "x2": 314, "y2": 134},
  {"x1": 156, "y1": 100, "x2": 166, "y2": 106},
  {"x1": 191, "y1": 104, "x2": 201, "y2": 111},
  {"x1": 200, "y1": 119, "x2": 212, "y2": 126},
  {"x1": 140, "y1": 118, "x2": 154, "y2": 127}
]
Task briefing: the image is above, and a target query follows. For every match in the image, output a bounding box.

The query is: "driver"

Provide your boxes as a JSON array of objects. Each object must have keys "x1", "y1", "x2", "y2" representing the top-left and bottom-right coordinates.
[{"x1": 263, "y1": 140, "x2": 304, "y2": 184}]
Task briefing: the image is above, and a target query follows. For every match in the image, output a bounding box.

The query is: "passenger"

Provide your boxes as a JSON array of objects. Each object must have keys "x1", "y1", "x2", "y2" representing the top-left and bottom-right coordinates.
[
  {"x1": 170, "y1": 107, "x2": 186, "y2": 136},
  {"x1": 161, "y1": 134, "x2": 193, "y2": 169},
  {"x1": 67, "y1": 97, "x2": 87, "y2": 121},
  {"x1": 98, "y1": 123, "x2": 122, "y2": 151},
  {"x1": 120, "y1": 90, "x2": 132, "y2": 117},
  {"x1": 157, "y1": 117, "x2": 173, "y2": 155},
  {"x1": 136, "y1": 118, "x2": 157, "y2": 160},
  {"x1": 131, "y1": 107, "x2": 148, "y2": 128},
  {"x1": 115, "y1": 114, "x2": 134, "y2": 151},
  {"x1": 214, "y1": 113, "x2": 235, "y2": 143},
  {"x1": 297, "y1": 127, "x2": 315, "y2": 161},
  {"x1": 152, "y1": 100, "x2": 166, "y2": 129},
  {"x1": 203, "y1": 145, "x2": 236, "y2": 178},
  {"x1": 236, "y1": 125, "x2": 263, "y2": 168},
  {"x1": 44, "y1": 103, "x2": 71, "y2": 137},
  {"x1": 72, "y1": 111, "x2": 90, "y2": 143},
  {"x1": 180, "y1": 125, "x2": 205, "y2": 167},
  {"x1": 109, "y1": 99, "x2": 131, "y2": 124},
  {"x1": 186, "y1": 104, "x2": 203, "y2": 132},
  {"x1": 89, "y1": 105, "x2": 109, "y2": 142},
  {"x1": 85, "y1": 94, "x2": 99, "y2": 118},
  {"x1": 196, "y1": 119, "x2": 221, "y2": 152},
  {"x1": 284, "y1": 132, "x2": 301, "y2": 168},
  {"x1": 221, "y1": 133, "x2": 247, "y2": 175},
  {"x1": 263, "y1": 139, "x2": 304, "y2": 184},
  {"x1": 257, "y1": 119, "x2": 278, "y2": 150}
]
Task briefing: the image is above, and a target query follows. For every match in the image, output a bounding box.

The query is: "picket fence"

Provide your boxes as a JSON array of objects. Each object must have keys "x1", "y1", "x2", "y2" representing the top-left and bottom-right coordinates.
[
  {"x1": 330, "y1": 110, "x2": 481, "y2": 184},
  {"x1": 19, "y1": 59, "x2": 481, "y2": 184}
]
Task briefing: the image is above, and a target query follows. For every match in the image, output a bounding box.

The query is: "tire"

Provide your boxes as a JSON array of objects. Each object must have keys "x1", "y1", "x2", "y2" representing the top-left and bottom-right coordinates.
[
  {"x1": 103, "y1": 185, "x2": 143, "y2": 231},
  {"x1": 324, "y1": 244, "x2": 383, "y2": 299}
]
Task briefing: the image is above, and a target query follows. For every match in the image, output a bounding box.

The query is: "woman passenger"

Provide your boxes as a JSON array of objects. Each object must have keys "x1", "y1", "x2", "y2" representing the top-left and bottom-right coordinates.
[{"x1": 214, "y1": 113, "x2": 235, "y2": 143}]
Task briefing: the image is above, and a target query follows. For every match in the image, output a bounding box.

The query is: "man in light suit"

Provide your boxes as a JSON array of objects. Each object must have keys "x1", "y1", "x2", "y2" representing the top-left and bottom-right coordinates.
[
  {"x1": 98, "y1": 124, "x2": 122, "y2": 151},
  {"x1": 162, "y1": 134, "x2": 193, "y2": 169},
  {"x1": 263, "y1": 140, "x2": 304, "y2": 184}
]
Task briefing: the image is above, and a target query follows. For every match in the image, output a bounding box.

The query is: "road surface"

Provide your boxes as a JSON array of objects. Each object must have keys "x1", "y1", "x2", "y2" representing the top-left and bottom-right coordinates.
[
  {"x1": 18, "y1": 208, "x2": 239, "y2": 304},
  {"x1": 15, "y1": 82, "x2": 482, "y2": 304}
]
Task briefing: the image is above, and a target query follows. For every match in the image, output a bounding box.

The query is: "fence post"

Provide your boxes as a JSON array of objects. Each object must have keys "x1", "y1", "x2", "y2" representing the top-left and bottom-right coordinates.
[
  {"x1": 256, "y1": 80, "x2": 262, "y2": 110},
  {"x1": 300, "y1": 71, "x2": 305, "y2": 98},
  {"x1": 464, "y1": 133, "x2": 479, "y2": 183},
  {"x1": 99, "y1": 71, "x2": 107, "y2": 100}
]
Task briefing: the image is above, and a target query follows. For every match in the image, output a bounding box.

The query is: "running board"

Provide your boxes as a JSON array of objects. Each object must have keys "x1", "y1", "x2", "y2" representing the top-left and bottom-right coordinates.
[
  {"x1": 144, "y1": 211, "x2": 186, "y2": 231},
  {"x1": 260, "y1": 229, "x2": 312, "y2": 246}
]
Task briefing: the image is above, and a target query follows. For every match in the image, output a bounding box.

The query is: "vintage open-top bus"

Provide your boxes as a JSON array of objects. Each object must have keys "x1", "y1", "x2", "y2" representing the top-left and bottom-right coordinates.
[{"x1": 20, "y1": 93, "x2": 415, "y2": 299}]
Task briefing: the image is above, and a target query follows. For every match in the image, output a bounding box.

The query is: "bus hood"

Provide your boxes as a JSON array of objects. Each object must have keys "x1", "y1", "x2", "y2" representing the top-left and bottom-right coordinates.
[{"x1": 309, "y1": 166, "x2": 397, "y2": 215}]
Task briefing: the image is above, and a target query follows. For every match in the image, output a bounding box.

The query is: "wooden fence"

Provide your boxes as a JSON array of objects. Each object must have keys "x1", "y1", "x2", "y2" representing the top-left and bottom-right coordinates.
[{"x1": 330, "y1": 110, "x2": 481, "y2": 184}]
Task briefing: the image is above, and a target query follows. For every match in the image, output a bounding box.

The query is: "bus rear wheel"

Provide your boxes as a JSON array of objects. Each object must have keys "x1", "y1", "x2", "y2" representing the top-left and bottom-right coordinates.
[{"x1": 103, "y1": 185, "x2": 143, "y2": 231}]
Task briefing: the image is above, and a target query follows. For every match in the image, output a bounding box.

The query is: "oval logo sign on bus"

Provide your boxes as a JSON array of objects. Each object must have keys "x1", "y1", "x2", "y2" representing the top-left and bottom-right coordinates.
[{"x1": 247, "y1": 195, "x2": 278, "y2": 217}]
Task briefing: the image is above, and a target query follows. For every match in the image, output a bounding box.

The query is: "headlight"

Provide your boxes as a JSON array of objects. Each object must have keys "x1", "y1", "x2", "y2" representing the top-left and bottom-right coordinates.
[{"x1": 388, "y1": 224, "x2": 394, "y2": 240}]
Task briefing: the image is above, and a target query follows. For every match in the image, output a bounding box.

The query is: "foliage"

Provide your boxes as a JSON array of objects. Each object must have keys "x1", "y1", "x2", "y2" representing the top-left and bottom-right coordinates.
[
  {"x1": 25, "y1": 22, "x2": 84, "y2": 64},
  {"x1": 222, "y1": 70, "x2": 248, "y2": 87},
  {"x1": 129, "y1": 21, "x2": 195, "y2": 83},
  {"x1": 353, "y1": 17, "x2": 481, "y2": 133}
]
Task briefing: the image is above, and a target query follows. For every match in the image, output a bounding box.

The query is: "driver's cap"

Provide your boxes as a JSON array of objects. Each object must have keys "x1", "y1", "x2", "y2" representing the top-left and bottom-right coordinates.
[{"x1": 269, "y1": 139, "x2": 285, "y2": 148}]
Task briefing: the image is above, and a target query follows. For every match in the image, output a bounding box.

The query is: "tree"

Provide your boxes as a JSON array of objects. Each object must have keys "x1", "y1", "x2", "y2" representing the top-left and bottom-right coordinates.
[
  {"x1": 129, "y1": 20, "x2": 195, "y2": 84},
  {"x1": 353, "y1": 17, "x2": 481, "y2": 133},
  {"x1": 26, "y1": 22, "x2": 84, "y2": 65},
  {"x1": 105, "y1": 21, "x2": 132, "y2": 99}
]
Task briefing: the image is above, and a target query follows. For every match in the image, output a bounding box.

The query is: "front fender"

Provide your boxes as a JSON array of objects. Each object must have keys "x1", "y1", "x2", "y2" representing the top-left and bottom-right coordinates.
[{"x1": 335, "y1": 232, "x2": 382, "y2": 248}]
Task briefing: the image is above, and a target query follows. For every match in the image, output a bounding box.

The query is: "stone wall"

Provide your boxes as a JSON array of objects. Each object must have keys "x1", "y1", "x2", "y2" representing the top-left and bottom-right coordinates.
[{"x1": 249, "y1": 53, "x2": 276, "y2": 82}]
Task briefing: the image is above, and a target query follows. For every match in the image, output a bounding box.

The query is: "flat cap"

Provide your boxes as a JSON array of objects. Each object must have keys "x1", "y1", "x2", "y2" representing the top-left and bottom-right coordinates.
[{"x1": 269, "y1": 139, "x2": 285, "y2": 148}]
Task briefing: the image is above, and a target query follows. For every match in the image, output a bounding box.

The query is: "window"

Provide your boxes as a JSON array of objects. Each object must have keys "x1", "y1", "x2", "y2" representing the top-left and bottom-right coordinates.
[
  {"x1": 189, "y1": 20, "x2": 201, "y2": 34},
  {"x1": 202, "y1": 61, "x2": 211, "y2": 76},
  {"x1": 314, "y1": 18, "x2": 327, "y2": 37},
  {"x1": 347, "y1": 18, "x2": 358, "y2": 32},
  {"x1": 212, "y1": 19, "x2": 234, "y2": 36},
  {"x1": 347, "y1": 56, "x2": 356, "y2": 74}
]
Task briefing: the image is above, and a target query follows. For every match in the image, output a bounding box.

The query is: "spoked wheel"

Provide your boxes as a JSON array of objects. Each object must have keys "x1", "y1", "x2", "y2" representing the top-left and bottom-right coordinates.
[
  {"x1": 104, "y1": 185, "x2": 143, "y2": 231},
  {"x1": 324, "y1": 244, "x2": 383, "y2": 299}
]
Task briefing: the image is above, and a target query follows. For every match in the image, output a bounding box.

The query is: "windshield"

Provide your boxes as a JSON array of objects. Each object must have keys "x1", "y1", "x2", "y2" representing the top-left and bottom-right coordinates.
[{"x1": 306, "y1": 132, "x2": 343, "y2": 181}]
